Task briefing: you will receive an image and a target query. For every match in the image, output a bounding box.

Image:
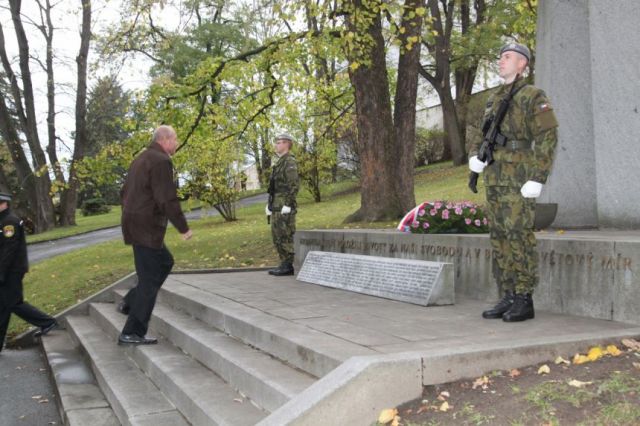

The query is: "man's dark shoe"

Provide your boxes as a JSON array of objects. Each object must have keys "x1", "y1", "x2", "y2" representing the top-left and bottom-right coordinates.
[
  {"x1": 34, "y1": 321, "x2": 58, "y2": 337},
  {"x1": 116, "y1": 301, "x2": 130, "y2": 315},
  {"x1": 482, "y1": 291, "x2": 515, "y2": 319},
  {"x1": 502, "y1": 293, "x2": 535, "y2": 322},
  {"x1": 118, "y1": 333, "x2": 158, "y2": 345},
  {"x1": 271, "y1": 262, "x2": 294, "y2": 276}
]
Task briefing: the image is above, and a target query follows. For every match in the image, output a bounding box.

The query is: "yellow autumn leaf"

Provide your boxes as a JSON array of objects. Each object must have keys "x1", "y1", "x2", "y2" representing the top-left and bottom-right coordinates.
[
  {"x1": 349, "y1": 62, "x2": 360, "y2": 71},
  {"x1": 573, "y1": 354, "x2": 590, "y2": 365},
  {"x1": 378, "y1": 408, "x2": 398, "y2": 424},
  {"x1": 587, "y1": 346, "x2": 604, "y2": 361},
  {"x1": 399, "y1": 26, "x2": 406, "y2": 34},
  {"x1": 606, "y1": 345, "x2": 622, "y2": 356},
  {"x1": 538, "y1": 364, "x2": 551, "y2": 375},
  {"x1": 439, "y1": 401, "x2": 450, "y2": 412},
  {"x1": 633, "y1": 362, "x2": 640, "y2": 370},
  {"x1": 555, "y1": 356, "x2": 570, "y2": 365},
  {"x1": 415, "y1": 7, "x2": 427, "y2": 16},
  {"x1": 391, "y1": 416, "x2": 401, "y2": 426},
  {"x1": 568, "y1": 379, "x2": 593, "y2": 388}
]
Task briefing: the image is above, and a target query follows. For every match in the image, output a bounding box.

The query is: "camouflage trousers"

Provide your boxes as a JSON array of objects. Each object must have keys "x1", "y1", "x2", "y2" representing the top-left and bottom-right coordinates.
[
  {"x1": 485, "y1": 186, "x2": 538, "y2": 294},
  {"x1": 271, "y1": 212, "x2": 296, "y2": 264}
]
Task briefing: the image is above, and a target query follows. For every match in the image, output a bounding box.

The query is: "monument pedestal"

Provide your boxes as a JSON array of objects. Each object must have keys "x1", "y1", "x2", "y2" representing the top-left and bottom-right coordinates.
[{"x1": 295, "y1": 229, "x2": 640, "y2": 324}]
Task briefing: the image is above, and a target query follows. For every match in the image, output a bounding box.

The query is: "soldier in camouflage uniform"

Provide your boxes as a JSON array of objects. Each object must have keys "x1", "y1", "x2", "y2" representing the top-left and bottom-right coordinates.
[
  {"x1": 266, "y1": 134, "x2": 299, "y2": 276},
  {"x1": 469, "y1": 43, "x2": 559, "y2": 322}
]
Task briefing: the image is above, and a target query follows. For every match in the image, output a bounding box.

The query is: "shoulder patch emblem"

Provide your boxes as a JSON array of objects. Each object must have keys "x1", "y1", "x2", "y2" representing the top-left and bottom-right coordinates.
[{"x1": 3, "y1": 225, "x2": 15, "y2": 237}]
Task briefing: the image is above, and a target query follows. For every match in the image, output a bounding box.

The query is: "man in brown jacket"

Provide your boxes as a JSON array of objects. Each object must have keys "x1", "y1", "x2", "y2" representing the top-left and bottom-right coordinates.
[{"x1": 118, "y1": 125, "x2": 192, "y2": 345}]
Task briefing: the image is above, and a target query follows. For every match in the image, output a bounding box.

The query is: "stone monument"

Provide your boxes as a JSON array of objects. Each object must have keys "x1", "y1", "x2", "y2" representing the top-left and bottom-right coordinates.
[{"x1": 536, "y1": 0, "x2": 640, "y2": 228}]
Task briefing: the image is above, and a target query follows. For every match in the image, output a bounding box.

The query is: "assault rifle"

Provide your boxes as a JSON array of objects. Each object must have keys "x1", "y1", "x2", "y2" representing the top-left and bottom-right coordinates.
[{"x1": 468, "y1": 77, "x2": 524, "y2": 193}]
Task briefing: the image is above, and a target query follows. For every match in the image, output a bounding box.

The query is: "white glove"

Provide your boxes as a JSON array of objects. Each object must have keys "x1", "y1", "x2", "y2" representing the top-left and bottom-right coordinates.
[
  {"x1": 265, "y1": 204, "x2": 271, "y2": 215},
  {"x1": 520, "y1": 180, "x2": 543, "y2": 198},
  {"x1": 281, "y1": 205, "x2": 292, "y2": 215},
  {"x1": 469, "y1": 156, "x2": 488, "y2": 173}
]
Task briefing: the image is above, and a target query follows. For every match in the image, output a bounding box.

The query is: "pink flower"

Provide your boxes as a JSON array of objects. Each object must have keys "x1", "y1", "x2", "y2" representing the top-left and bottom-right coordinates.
[
  {"x1": 470, "y1": 208, "x2": 476, "y2": 214},
  {"x1": 483, "y1": 218, "x2": 488, "y2": 225},
  {"x1": 423, "y1": 222, "x2": 430, "y2": 229},
  {"x1": 446, "y1": 203, "x2": 453, "y2": 209},
  {"x1": 442, "y1": 209, "x2": 450, "y2": 220},
  {"x1": 430, "y1": 208, "x2": 438, "y2": 216},
  {"x1": 465, "y1": 218, "x2": 472, "y2": 225},
  {"x1": 411, "y1": 221, "x2": 419, "y2": 228},
  {"x1": 418, "y1": 209, "x2": 426, "y2": 217},
  {"x1": 474, "y1": 219, "x2": 481, "y2": 226},
  {"x1": 434, "y1": 202, "x2": 443, "y2": 209},
  {"x1": 455, "y1": 207, "x2": 463, "y2": 215}
]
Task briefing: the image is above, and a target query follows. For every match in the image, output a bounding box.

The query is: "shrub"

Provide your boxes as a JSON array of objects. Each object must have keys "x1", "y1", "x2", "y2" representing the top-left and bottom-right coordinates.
[{"x1": 81, "y1": 198, "x2": 111, "y2": 216}]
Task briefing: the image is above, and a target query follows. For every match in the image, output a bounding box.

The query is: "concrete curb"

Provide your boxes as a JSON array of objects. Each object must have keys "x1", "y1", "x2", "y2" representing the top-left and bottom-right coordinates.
[{"x1": 261, "y1": 327, "x2": 640, "y2": 426}]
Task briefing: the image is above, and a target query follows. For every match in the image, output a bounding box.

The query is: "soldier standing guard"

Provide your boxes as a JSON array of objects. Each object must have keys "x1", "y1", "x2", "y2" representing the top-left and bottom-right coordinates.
[
  {"x1": 266, "y1": 134, "x2": 299, "y2": 276},
  {"x1": 469, "y1": 43, "x2": 559, "y2": 322},
  {"x1": 0, "y1": 193, "x2": 57, "y2": 352}
]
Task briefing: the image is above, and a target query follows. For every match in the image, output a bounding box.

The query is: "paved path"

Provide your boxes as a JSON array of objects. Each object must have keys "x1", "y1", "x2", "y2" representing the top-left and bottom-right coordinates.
[
  {"x1": 0, "y1": 346, "x2": 61, "y2": 426},
  {"x1": 28, "y1": 193, "x2": 268, "y2": 264}
]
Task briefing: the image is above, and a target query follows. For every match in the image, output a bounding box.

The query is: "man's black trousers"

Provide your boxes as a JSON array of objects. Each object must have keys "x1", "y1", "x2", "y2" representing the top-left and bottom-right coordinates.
[
  {"x1": 121, "y1": 245, "x2": 174, "y2": 337},
  {"x1": 0, "y1": 271, "x2": 56, "y2": 351}
]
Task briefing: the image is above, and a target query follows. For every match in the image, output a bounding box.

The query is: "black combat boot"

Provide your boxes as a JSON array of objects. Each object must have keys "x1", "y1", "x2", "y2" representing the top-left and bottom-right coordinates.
[
  {"x1": 271, "y1": 262, "x2": 294, "y2": 276},
  {"x1": 268, "y1": 262, "x2": 286, "y2": 275},
  {"x1": 502, "y1": 293, "x2": 535, "y2": 322},
  {"x1": 482, "y1": 290, "x2": 515, "y2": 319}
]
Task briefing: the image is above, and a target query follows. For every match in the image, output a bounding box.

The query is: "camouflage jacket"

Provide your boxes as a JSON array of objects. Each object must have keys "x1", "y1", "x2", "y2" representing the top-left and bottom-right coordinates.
[
  {"x1": 470, "y1": 78, "x2": 559, "y2": 187},
  {"x1": 269, "y1": 152, "x2": 299, "y2": 210}
]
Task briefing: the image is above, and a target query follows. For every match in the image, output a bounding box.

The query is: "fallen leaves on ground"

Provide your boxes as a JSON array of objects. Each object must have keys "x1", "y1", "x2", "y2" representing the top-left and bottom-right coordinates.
[
  {"x1": 509, "y1": 368, "x2": 521, "y2": 378},
  {"x1": 378, "y1": 408, "x2": 398, "y2": 424},
  {"x1": 568, "y1": 379, "x2": 593, "y2": 388},
  {"x1": 555, "y1": 356, "x2": 571, "y2": 365},
  {"x1": 439, "y1": 401, "x2": 451, "y2": 412},
  {"x1": 622, "y1": 338, "x2": 640, "y2": 351},
  {"x1": 606, "y1": 345, "x2": 622, "y2": 356},
  {"x1": 538, "y1": 365, "x2": 551, "y2": 375},
  {"x1": 587, "y1": 346, "x2": 604, "y2": 361},
  {"x1": 472, "y1": 376, "x2": 490, "y2": 390}
]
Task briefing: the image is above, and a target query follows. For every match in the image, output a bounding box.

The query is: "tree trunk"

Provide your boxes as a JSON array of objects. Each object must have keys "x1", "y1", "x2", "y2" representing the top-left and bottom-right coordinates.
[
  {"x1": 344, "y1": 1, "x2": 399, "y2": 222},
  {"x1": 2, "y1": 2, "x2": 55, "y2": 232},
  {"x1": 40, "y1": 0, "x2": 65, "y2": 185},
  {"x1": 440, "y1": 88, "x2": 466, "y2": 165},
  {"x1": 0, "y1": 91, "x2": 39, "y2": 223},
  {"x1": 59, "y1": 0, "x2": 91, "y2": 226},
  {"x1": 392, "y1": 0, "x2": 424, "y2": 211}
]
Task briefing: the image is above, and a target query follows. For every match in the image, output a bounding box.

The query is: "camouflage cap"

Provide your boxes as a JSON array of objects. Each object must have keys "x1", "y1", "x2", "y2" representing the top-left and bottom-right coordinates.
[
  {"x1": 0, "y1": 192, "x2": 11, "y2": 202},
  {"x1": 500, "y1": 42, "x2": 531, "y2": 62},
  {"x1": 275, "y1": 133, "x2": 295, "y2": 143}
]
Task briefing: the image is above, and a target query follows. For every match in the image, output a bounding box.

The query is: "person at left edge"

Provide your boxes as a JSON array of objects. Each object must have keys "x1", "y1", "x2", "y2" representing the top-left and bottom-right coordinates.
[
  {"x1": 0, "y1": 193, "x2": 57, "y2": 352},
  {"x1": 117, "y1": 125, "x2": 192, "y2": 345}
]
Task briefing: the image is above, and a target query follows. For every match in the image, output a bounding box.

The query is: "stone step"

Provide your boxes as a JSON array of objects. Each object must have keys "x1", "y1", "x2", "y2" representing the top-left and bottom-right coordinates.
[
  {"x1": 41, "y1": 329, "x2": 120, "y2": 426},
  {"x1": 66, "y1": 315, "x2": 190, "y2": 426},
  {"x1": 89, "y1": 303, "x2": 268, "y2": 426},
  {"x1": 156, "y1": 280, "x2": 377, "y2": 378},
  {"x1": 114, "y1": 289, "x2": 316, "y2": 412}
]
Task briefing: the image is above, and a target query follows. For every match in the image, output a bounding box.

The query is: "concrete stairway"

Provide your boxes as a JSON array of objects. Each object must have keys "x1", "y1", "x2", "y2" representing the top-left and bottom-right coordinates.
[{"x1": 43, "y1": 279, "x2": 335, "y2": 426}]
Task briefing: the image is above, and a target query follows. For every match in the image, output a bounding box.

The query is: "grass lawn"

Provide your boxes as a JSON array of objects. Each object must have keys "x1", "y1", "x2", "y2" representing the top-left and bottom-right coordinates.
[{"x1": 10, "y1": 163, "x2": 483, "y2": 338}]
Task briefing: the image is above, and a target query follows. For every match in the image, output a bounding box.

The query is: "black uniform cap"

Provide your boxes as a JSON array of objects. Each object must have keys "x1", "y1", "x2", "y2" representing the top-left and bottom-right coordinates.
[{"x1": 0, "y1": 193, "x2": 12, "y2": 202}]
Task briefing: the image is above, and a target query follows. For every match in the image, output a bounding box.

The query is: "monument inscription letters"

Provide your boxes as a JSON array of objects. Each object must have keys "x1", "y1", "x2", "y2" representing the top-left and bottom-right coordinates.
[{"x1": 297, "y1": 251, "x2": 454, "y2": 306}]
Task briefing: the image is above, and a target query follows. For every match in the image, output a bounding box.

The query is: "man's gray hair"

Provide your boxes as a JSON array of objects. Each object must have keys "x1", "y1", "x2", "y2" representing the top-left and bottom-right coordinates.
[{"x1": 153, "y1": 125, "x2": 177, "y2": 144}]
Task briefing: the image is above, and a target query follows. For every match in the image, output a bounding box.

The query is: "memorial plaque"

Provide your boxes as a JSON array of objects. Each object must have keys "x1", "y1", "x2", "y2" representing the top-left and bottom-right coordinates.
[{"x1": 297, "y1": 251, "x2": 454, "y2": 306}]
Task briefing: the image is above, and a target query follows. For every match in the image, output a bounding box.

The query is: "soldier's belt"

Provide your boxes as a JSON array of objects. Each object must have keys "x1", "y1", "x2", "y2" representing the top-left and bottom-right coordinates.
[{"x1": 496, "y1": 139, "x2": 532, "y2": 151}]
